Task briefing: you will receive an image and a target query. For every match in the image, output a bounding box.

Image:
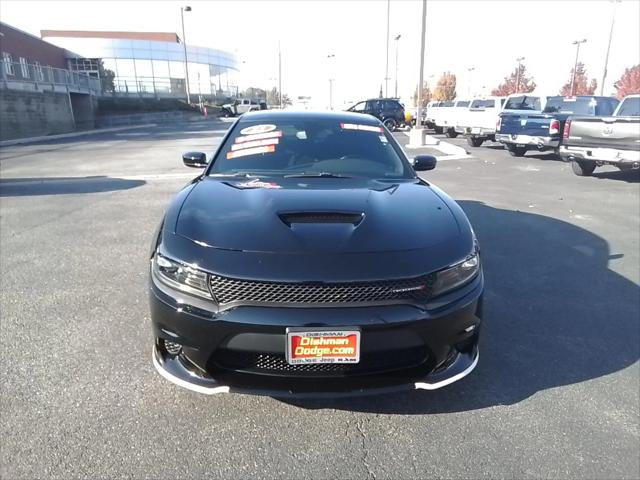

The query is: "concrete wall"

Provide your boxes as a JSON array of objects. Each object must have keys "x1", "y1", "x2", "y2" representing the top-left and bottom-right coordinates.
[
  {"x1": 69, "y1": 92, "x2": 96, "y2": 130},
  {"x1": 0, "y1": 89, "x2": 75, "y2": 140}
]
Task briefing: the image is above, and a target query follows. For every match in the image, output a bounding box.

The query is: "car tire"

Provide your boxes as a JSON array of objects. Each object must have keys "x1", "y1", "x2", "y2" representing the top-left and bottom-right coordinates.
[
  {"x1": 433, "y1": 126, "x2": 443, "y2": 134},
  {"x1": 446, "y1": 129, "x2": 458, "y2": 138},
  {"x1": 571, "y1": 160, "x2": 596, "y2": 176},
  {"x1": 507, "y1": 145, "x2": 527, "y2": 157},
  {"x1": 383, "y1": 118, "x2": 397, "y2": 131},
  {"x1": 467, "y1": 137, "x2": 483, "y2": 147}
]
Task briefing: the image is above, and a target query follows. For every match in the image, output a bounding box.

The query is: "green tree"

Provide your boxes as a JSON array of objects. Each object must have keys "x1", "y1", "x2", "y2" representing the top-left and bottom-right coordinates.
[
  {"x1": 266, "y1": 87, "x2": 292, "y2": 107},
  {"x1": 432, "y1": 72, "x2": 457, "y2": 101},
  {"x1": 98, "y1": 60, "x2": 115, "y2": 94}
]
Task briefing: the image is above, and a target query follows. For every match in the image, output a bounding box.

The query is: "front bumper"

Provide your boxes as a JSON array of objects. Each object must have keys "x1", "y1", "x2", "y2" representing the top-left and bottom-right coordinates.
[
  {"x1": 559, "y1": 145, "x2": 640, "y2": 165},
  {"x1": 149, "y1": 270, "x2": 483, "y2": 397},
  {"x1": 495, "y1": 133, "x2": 559, "y2": 149},
  {"x1": 457, "y1": 126, "x2": 496, "y2": 137}
]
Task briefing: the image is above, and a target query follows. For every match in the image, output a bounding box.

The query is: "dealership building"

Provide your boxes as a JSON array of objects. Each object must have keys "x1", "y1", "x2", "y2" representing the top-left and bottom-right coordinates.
[{"x1": 41, "y1": 29, "x2": 240, "y2": 98}]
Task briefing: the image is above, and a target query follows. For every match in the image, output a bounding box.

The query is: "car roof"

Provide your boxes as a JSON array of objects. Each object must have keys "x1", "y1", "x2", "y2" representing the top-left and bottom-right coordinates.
[{"x1": 238, "y1": 110, "x2": 382, "y2": 124}]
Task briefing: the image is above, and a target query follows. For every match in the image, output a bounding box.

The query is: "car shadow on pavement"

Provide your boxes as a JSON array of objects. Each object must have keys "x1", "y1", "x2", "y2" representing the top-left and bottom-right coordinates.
[
  {"x1": 280, "y1": 201, "x2": 639, "y2": 413},
  {"x1": 592, "y1": 169, "x2": 640, "y2": 183},
  {"x1": 0, "y1": 176, "x2": 146, "y2": 197}
]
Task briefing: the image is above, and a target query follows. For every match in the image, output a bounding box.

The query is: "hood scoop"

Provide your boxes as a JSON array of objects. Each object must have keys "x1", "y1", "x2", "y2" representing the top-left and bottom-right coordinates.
[{"x1": 278, "y1": 211, "x2": 364, "y2": 227}]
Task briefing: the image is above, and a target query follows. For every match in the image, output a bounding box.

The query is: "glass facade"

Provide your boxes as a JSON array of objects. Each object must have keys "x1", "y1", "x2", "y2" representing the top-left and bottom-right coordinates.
[{"x1": 46, "y1": 37, "x2": 239, "y2": 98}]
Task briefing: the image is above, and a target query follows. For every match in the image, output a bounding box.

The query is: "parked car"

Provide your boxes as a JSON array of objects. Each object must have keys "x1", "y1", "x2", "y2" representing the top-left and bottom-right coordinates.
[
  {"x1": 559, "y1": 94, "x2": 640, "y2": 176},
  {"x1": 221, "y1": 98, "x2": 266, "y2": 117},
  {"x1": 150, "y1": 110, "x2": 483, "y2": 396},
  {"x1": 455, "y1": 97, "x2": 507, "y2": 147},
  {"x1": 433, "y1": 99, "x2": 471, "y2": 137},
  {"x1": 495, "y1": 95, "x2": 618, "y2": 157},
  {"x1": 423, "y1": 100, "x2": 443, "y2": 129},
  {"x1": 346, "y1": 98, "x2": 407, "y2": 131}
]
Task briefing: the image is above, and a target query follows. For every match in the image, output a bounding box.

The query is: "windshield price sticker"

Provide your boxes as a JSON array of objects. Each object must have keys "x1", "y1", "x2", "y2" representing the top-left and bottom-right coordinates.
[
  {"x1": 235, "y1": 131, "x2": 283, "y2": 144},
  {"x1": 340, "y1": 123, "x2": 384, "y2": 133},
  {"x1": 231, "y1": 137, "x2": 279, "y2": 151},
  {"x1": 234, "y1": 179, "x2": 282, "y2": 189},
  {"x1": 286, "y1": 330, "x2": 360, "y2": 364},
  {"x1": 239, "y1": 124, "x2": 277, "y2": 135},
  {"x1": 226, "y1": 144, "x2": 276, "y2": 159}
]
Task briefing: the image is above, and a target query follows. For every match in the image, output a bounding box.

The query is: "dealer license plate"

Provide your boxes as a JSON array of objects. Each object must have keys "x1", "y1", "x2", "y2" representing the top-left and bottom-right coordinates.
[{"x1": 286, "y1": 329, "x2": 360, "y2": 364}]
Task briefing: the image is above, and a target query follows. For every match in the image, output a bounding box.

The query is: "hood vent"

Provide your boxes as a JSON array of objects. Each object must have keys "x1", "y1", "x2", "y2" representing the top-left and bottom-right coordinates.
[{"x1": 279, "y1": 212, "x2": 364, "y2": 226}]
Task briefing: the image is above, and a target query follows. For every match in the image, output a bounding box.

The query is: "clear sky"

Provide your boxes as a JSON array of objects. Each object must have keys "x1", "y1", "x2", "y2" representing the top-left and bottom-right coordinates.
[{"x1": 2, "y1": 0, "x2": 639, "y2": 108}]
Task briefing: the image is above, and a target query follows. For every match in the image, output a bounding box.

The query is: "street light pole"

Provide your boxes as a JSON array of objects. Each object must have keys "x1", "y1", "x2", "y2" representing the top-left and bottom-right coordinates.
[
  {"x1": 409, "y1": 0, "x2": 427, "y2": 148},
  {"x1": 467, "y1": 67, "x2": 475, "y2": 96},
  {"x1": 327, "y1": 54, "x2": 335, "y2": 110},
  {"x1": 385, "y1": 0, "x2": 390, "y2": 97},
  {"x1": 394, "y1": 34, "x2": 401, "y2": 98},
  {"x1": 570, "y1": 39, "x2": 587, "y2": 96},
  {"x1": 601, "y1": 0, "x2": 620, "y2": 95},
  {"x1": 278, "y1": 41, "x2": 282, "y2": 108},
  {"x1": 515, "y1": 56, "x2": 525, "y2": 93},
  {"x1": 180, "y1": 5, "x2": 191, "y2": 104}
]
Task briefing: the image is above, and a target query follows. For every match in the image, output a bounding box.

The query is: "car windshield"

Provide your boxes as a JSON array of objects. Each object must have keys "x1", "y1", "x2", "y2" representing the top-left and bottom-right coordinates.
[{"x1": 208, "y1": 118, "x2": 414, "y2": 179}]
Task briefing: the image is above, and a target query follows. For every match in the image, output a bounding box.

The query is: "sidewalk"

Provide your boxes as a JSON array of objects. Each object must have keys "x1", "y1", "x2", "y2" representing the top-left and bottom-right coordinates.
[
  {"x1": 0, "y1": 124, "x2": 156, "y2": 147},
  {"x1": 393, "y1": 130, "x2": 470, "y2": 160}
]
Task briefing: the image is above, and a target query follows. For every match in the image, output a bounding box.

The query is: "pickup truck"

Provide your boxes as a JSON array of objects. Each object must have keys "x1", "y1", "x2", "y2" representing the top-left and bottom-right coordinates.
[
  {"x1": 221, "y1": 98, "x2": 267, "y2": 117},
  {"x1": 559, "y1": 94, "x2": 640, "y2": 176},
  {"x1": 433, "y1": 99, "x2": 470, "y2": 138},
  {"x1": 455, "y1": 97, "x2": 506, "y2": 147},
  {"x1": 495, "y1": 95, "x2": 619, "y2": 157}
]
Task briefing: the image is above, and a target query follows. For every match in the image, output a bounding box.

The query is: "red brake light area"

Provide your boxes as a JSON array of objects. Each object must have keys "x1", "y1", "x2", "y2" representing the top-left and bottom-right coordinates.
[
  {"x1": 549, "y1": 119, "x2": 560, "y2": 135},
  {"x1": 563, "y1": 119, "x2": 572, "y2": 139}
]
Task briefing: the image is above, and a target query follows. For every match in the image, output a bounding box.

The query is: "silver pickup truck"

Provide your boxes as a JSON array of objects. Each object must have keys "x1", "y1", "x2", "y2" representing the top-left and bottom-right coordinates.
[{"x1": 559, "y1": 94, "x2": 640, "y2": 176}]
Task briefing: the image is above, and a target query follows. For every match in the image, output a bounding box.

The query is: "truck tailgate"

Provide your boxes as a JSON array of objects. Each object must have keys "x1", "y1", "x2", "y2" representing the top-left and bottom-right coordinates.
[
  {"x1": 499, "y1": 113, "x2": 553, "y2": 136},
  {"x1": 565, "y1": 116, "x2": 640, "y2": 150}
]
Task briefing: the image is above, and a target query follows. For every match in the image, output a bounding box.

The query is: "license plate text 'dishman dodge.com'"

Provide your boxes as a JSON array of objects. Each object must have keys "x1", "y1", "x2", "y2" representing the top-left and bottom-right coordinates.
[{"x1": 286, "y1": 329, "x2": 361, "y2": 364}]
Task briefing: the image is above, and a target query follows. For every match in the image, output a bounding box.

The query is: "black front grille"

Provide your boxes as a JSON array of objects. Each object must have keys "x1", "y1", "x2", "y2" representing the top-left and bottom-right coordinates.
[
  {"x1": 213, "y1": 347, "x2": 428, "y2": 377},
  {"x1": 209, "y1": 274, "x2": 434, "y2": 307}
]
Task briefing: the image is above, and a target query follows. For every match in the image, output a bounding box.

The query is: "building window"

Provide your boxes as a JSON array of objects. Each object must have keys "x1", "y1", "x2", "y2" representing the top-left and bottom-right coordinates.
[
  {"x1": 2, "y1": 52, "x2": 14, "y2": 76},
  {"x1": 34, "y1": 61, "x2": 45, "y2": 81},
  {"x1": 19, "y1": 57, "x2": 29, "y2": 78}
]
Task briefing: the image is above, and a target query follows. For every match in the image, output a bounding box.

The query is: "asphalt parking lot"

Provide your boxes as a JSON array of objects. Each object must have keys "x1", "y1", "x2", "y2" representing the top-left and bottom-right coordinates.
[{"x1": 1, "y1": 120, "x2": 638, "y2": 479}]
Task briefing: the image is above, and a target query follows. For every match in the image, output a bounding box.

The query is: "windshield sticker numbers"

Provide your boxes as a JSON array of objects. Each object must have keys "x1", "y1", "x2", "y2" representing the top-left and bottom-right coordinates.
[
  {"x1": 233, "y1": 179, "x2": 282, "y2": 189},
  {"x1": 231, "y1": 137, "x2": 279, "y2": 151},
  {"x1": 340, "y1": 123, "x2": 384, "y2": 133},
  {"x1": 234, "y1": 130, "x2": 282, "y2": 144},
  {"x1": 226, "y1": 145, "x2": 276, "y2": 159},
  {"x1": 239, "y1": 124, "x2": 277, "y2": 135}
]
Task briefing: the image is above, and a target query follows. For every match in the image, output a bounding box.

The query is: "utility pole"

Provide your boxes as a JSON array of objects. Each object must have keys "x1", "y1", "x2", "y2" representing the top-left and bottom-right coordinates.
[
  {"x1": 601, "y1": 0, "x2": 620, "y2": 95},
  {"x1": 384, "y1": 0, "x2": 390, "y2": 97},
  {"x1": 467, "y1": 67, "x2": 475, "y2": 96},
  {"x1": 408, "y1": 0, "x2": 427, "y2": 148},
  {"x1": 278, "y1": 41, "x2": 282, "y2": 108},
  {"x1": 180, "y1": 5, "x2": 192, "y2": 104},
  {"x1": 570, "y1": 39, "x2": 587, "y2": 96},
  {"x1": 394, "y1": 34, "x2": 401, "y2": 98},
  {"x1": 515, "y1": 57, "x2": 525, "y2": 93}
]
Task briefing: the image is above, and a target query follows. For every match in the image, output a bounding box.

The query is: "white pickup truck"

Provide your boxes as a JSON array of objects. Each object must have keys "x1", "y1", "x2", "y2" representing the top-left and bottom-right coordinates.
[
  {"x1": 433, "y1": 99, "x2": 471, "y2": 138},
  {"x1": 455, "y1": 97, "x2": 507, "y2": 147}
]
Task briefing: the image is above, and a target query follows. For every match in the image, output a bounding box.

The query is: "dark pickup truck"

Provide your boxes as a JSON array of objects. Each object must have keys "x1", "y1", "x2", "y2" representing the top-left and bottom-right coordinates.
[
  {"x1": 560, "y1": 94, "x2": 640, "y2": 176},
  {"x1": 495, "y1": 95, "x2": 619, "y2": 157}
]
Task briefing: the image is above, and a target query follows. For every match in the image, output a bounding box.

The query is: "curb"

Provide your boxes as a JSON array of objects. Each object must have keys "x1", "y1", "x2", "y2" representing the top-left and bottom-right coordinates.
[{"x1": 0, "y1": 124, "x2": 157, "y2": 147}]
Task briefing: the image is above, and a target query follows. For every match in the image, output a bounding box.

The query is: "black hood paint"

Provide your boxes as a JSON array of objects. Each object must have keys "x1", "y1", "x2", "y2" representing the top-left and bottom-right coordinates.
[
  {"x1": 159, "y1": 176, "x2": 474, "y2": 282},
  {"x1": 175, "y1": 177, "x2": 460, "y2": 254}
]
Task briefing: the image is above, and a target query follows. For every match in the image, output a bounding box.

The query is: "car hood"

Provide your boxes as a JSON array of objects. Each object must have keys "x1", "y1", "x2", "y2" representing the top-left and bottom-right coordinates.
[{"x1": 174, "y1": 177, "x2": 461, "y2": 254}]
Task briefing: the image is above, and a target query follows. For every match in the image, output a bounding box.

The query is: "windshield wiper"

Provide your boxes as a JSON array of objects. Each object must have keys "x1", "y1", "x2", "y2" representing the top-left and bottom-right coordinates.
[
  {"x1": 283, "y1": 172, "x2": 353, "y2": 179},
  {"x1": 209, "y1": 172, "x2": 259, "y2": 178}
]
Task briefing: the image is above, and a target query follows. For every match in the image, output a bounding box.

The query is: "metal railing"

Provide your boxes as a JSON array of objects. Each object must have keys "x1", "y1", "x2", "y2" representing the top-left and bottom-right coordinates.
[{"x1": 0, "y1": 61, "x2": 101, "y2": 94}]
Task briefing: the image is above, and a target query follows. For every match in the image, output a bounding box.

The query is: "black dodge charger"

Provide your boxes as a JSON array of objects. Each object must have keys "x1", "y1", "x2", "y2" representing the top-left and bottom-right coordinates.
[{"x1": 150, "y1": 110, "x2": 483, "y2": 396}]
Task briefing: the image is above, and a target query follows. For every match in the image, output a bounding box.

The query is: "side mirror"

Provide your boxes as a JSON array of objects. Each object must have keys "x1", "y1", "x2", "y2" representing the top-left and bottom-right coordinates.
[
  {"x1": 412, "y1": 154, "x2": 437, "y2": 171},
  {"x1": 183, "y1": 151, "x2": 208, "y2": 168}
]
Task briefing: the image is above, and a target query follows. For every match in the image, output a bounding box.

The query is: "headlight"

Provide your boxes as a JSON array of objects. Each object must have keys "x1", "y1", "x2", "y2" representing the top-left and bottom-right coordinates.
[
  {"x1": 152, "y1": 252, "x2": 211, "y2": 299},
  {"x1": 431, "y1": 251, "x2": 480, "y2": 297}
]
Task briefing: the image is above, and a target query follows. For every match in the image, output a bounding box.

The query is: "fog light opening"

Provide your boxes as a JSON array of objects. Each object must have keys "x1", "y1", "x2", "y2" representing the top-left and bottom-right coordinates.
[{"x1": 163, "y1": 339, "x2": 183, "y2": 356}]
